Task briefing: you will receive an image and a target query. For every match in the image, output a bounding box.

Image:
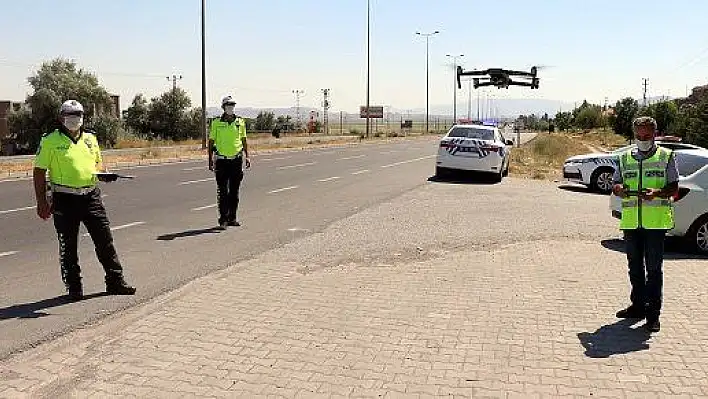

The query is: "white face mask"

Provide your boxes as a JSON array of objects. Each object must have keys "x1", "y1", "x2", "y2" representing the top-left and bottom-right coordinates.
[
  {"x1": 637, "y1": 140, "x2": 654, "y2": 152},
  {"x1": 63, "y1": 116, "x2": 83, "y2": 131},
  {"x1": 224, "y1": 105, "x2": 235, "y2": 115}
]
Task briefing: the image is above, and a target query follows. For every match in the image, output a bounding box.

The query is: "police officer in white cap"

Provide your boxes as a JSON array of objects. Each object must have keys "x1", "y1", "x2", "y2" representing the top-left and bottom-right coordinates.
[
  {"x1": 33, "y1": 100, "x2": 136, "y2": 301},
  {"x1": 208, "y1": 95, "x2": 250, "y2": 229}
]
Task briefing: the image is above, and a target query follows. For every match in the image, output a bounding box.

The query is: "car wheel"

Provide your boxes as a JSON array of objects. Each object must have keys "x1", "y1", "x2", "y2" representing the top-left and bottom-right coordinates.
[
  {"x1": 435, "y1": 166, "x2": 450, "y2": 179},
  {"x1": 502, "y1": 158, "x2": 510, "y2": 177},
  {"x1": 591, "y1": 167, "x2": 614, "y2": 194},
  {"x1": 686, "y1": 214, "x2": 708, "y2": 254}
]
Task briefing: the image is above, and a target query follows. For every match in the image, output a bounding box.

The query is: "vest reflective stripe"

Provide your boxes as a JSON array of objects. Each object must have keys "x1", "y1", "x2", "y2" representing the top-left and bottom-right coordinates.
[
  {"x1": 619, "y1": 147, "x2": 674, "y2": 230},
  {"x1": 621, "y1": 198, "x2": 671, "y2": 208}
]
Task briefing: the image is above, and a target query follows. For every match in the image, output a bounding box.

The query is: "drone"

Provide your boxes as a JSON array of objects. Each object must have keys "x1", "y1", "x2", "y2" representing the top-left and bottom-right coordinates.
[{"x1": 456, "y1": 66, "x2": 541, "y2": 90}]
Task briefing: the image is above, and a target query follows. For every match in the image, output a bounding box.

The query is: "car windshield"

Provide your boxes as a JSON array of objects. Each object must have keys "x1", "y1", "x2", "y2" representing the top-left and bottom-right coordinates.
[
  {"x1": 676, "y1": 152, "x2": 708, "y2": 177},
  {"x1": 447, "y1": 127, "x2": 494, "y2": 140}
]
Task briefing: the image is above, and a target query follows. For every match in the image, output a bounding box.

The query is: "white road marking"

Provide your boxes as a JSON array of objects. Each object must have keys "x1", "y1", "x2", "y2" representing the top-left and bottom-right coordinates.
[
  {"x1": 260, "y1": 156, "x2": 290, "y2": 162},
  {"x1": 351, "y1": 169, "x2": 370, "y2": 175},
  {"x1": 192, "y1": 203, "x2": 217, "y2": 211},
  {"x1": 179, "y1": 178, "x2": 212, "y2": 186},
  {"x1": 268, "y1": 185, "x2": 299, "y2": 194},
  {"x1": 318, "y1": 176, "x2": 341, "y2": 182},
  {"x1": 381, "y1": 155, "x2": 435, "y2": 168},
  {"x1": 277, "y1": 162, "x2": 317, "y2": 170},
  {"x1": 83, "y1": 221, "x2": 145, "y2": 237},
  {"x1": 379, "y1": 151, "x2": 396, "y2": 155},
  {"x1": 340, "y1": 155, "x2": 366, "y2": 161},
  {"x1": 0, "y1": 205, "x2": 34, "y2": 215},
  {"x1": 0, "y1": 251, "x2": 19, "y2": 258},
  {"x1": 182, "y1": 166, "x2": 204, "y2": 171}
]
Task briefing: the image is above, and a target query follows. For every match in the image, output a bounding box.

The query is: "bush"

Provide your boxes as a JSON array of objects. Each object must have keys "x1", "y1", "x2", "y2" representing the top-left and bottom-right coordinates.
[{"x1": 87, "y1": 114, "x2": 123, "y2": 148}]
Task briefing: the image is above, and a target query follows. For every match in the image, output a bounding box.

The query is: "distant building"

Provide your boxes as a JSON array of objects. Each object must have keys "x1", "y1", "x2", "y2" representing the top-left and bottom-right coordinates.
[{"x1": 0, "y1": 100, "x2": 23, "y2": 140}]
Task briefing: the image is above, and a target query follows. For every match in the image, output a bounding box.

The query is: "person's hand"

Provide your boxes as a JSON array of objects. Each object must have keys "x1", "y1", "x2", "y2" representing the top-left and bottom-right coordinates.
[
  {"x1": 641, "y1": 188, "x2": 661, "y2": 200},
  {"x1": 612, "y1": 184, "x2": 627, "y2": 198},
  {"x1": 37, "y1": 199, "x2": 52, "y2": 220},
  {"x1": 244, "y1": 157, "x2": 251, "y2": 170},
  {"x1": 208, "y1": 159, "x2": 214, "y2": 172}
]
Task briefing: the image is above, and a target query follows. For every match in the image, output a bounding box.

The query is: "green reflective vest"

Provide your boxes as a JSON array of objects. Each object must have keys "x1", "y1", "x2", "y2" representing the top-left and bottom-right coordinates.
[
  {"x1": 619, "y1": 146, "x2": 674, "y2": 230},
  {"x1": 34, "y1": 129, "x2": 101, "y2": 188},
  {"x1": 209, "y1": 116, "x2": 246, "y2": 157}
]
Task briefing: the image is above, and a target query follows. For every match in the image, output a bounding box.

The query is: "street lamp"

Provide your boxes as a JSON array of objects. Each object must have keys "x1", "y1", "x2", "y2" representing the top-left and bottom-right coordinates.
[
  {"x1": 446, "y1": 53, "x2": 463, "y2": 123},
  {"x1": 200, "y1": 0, "x2": 207, "y2": 149},
  {"x1": 416, "y1": 30, "x2": 439, "y2": 133}
]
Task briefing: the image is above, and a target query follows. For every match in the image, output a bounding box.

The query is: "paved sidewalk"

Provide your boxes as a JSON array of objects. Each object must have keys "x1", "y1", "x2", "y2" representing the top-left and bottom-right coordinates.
[{"x1": 1, "y1": 179, "x2": 708, "y2": 398}]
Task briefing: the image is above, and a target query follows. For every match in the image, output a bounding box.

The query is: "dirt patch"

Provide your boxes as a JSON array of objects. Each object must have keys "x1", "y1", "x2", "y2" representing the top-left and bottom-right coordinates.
[{"x1": 509, "y1": 130, "x2": 627, "y2": 181}]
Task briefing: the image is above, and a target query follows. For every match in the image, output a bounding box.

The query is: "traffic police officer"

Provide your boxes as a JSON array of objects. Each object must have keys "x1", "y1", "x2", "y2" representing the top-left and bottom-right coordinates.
[
  {"x1": 33, "y1": 100, "x2": 136, "y2": 301},
  {"x1": 208, "y1": 95, "x2": 251, "y2": 229},
  {"x1": 612, "y1": 116, "x2": 679, "y2": 332}
]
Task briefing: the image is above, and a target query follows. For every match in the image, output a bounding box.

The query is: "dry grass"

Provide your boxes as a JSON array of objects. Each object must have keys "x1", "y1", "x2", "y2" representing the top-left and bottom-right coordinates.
[{"x1": 509, "y1": 130, "x2": 628, "y2": 181}]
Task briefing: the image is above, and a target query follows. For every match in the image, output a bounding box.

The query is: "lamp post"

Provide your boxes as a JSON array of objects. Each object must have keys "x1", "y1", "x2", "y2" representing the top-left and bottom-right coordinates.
[
  {"x1": 415, "y1": 30, "x2": 439, "y2": 133},
  {"x1": 446, "y1": 54, "x2": 463, "y2": 124},
  {"x1": 200, "y1": 0, "x2": 207, "y2": 149},
  {"x1": 365, "y1": 0, "x2": 371, "y2": 138}
]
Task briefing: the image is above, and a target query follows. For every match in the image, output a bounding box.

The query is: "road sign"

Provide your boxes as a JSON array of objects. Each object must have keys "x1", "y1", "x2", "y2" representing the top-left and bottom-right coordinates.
[{"x1": 360, "y1": 106, "x2": 384, "y2": 119}]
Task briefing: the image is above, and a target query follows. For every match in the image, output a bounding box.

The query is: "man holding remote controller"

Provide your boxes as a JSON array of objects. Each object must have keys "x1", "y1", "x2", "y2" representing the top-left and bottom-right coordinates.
[
  {"x1": 612, "y1": 116, "x2": 679, "y2": 333},
  {"x1": 33, "y1": 100, "x2": 136, "y2": 301}
]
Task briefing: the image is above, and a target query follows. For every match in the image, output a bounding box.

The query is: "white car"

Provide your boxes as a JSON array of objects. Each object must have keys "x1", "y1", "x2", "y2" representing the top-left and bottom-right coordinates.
[
  {"x1": 435, "y1": 124, "x2": 514, "y2": 182},
  {"x1": 609, "y1": 148, "x2": 708, "y2": 254},
  {"x1": 563, "y1": 137, "x2": 702, "y2": 193}
]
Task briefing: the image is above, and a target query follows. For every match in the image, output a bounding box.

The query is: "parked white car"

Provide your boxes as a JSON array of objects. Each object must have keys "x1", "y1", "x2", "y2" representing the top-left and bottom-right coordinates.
[
  {"x1": 563, "y1": 137, "x2": 702, "y2": 193},
  {"x1": 609, "y1": 148, "x2": 708, "y2": 253},
  {"x1": 435, "y1": 124, "x2": 514, "y2": 182}
]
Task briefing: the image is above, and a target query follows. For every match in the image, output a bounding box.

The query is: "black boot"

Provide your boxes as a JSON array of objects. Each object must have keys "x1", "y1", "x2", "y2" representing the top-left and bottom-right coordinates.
[
  {"x1": 106, "y1": 277, "x2": 136, "y2": 295},
  {"x1": 616, "y1": 305, "x2": 646, "y2": 319},
  {"x1": 67, "y1": 284, "x2": 84, "y2": 301}
]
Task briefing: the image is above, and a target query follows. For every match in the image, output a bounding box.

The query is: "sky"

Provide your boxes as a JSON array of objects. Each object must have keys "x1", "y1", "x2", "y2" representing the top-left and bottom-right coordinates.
[{"x1": 1, "y1": 0, "x2": 707, "y2": 115}]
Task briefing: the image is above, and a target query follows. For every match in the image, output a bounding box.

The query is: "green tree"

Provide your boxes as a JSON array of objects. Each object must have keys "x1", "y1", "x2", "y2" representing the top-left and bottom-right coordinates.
[
  {"x1": 554, "y1": 111, "x2": 573, "y2": 131},
  {"x1": 574, "y1": 106, "x2": 603, "y2": 129},
  {"x1": 254, "y1": 111, "x2": 275, "y2": 131},
  {"x1": 176, "y1": 107, "x2": 204, "y2": 141},
  {"x1": 147, "y1": 88, "x2": 191, "y2": 140},
  {"x1": 123, "y1": 94, "x2": 151, "y2": 136},
  {"x1": 610, "y1": 97, "x2": 639, "y2": 139},
  {"x1": 639, "y1": 101, "x2": 679, "y2": 134},
  {"x1": 679, "y1": 100, "x2": 708, "y2": 147},
  {"x1": 11, "y1": 58, "x2": 114, "y2": 150},
  {"x1": 87, "y1": 114, "x2": 122, "y2": 148}
]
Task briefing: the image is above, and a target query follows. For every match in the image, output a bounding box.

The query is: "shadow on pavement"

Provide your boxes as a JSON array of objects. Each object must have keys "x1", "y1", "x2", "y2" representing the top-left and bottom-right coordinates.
[
  {"x1": 557, "y1": 184, "x2": 607, "y2": 196},
  {"x1": 601, "y1": 238, "x2": 706, "y2": 260},
  {"x1": 156, "y1": 227, "x2": 225, "y2": 241},
  {"x1": 427, "y1": 172, "x2": 501, "y2": 185},
  {"x1": 0, "y1": 293, "x2": 108, "y2": 321},
  {"x1": 577, "y1": 319, "x2": 651, "y2": 358}
]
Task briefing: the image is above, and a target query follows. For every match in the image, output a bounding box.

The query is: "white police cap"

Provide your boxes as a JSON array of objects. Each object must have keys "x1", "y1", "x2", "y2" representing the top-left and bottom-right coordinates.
[
  {"x1": 221, "y1": 95, "x2": 236, "y2": 106},
  {"x1": 59, "y1": 100, "x2": 84, "y2": 114}
]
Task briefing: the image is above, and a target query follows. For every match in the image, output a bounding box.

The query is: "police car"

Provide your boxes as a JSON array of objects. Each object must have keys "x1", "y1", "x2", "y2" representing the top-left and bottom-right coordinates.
[
  {"x1": 609, "y1": 148, "x2": 708, "y2": 254},
  {"x1": 435, "y1": 124, "x2": 513, "y2": 182},
  {"x1": 562, "y1": 136, "x2": 702, "y2": 193}
]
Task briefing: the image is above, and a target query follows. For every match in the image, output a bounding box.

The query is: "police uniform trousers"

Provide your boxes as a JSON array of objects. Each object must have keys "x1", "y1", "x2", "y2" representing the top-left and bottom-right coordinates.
[
  {"x1": 52, "y1": 187, "x2": 126, "y2": 288},
  {"x1": 214, "y1": 155, "x2": 244, "y2": 224}
]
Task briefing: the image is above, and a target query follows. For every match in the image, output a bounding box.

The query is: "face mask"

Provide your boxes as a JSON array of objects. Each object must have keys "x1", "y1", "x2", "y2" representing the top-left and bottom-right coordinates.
[
  {"x1": 224, "y1": 105, "x2": 235, "y2": 115},
  {"x1": 637, "y1": 140, "x2": 653, "y2": 152},
  {"x1": 63, "y1": 116, "x2": 83, "y2": 131}
]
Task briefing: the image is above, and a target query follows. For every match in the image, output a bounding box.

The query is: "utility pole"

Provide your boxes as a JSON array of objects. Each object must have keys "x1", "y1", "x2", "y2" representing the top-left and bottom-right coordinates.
[
  {"x1": 292, "y1": 90, "x2": 304, "y2": 128},
  {"x1": 167, "y1": 74, "x2": 183, "y2": 91},
  {"x1": 416, "y1": 30, "x2": 439, "y2": 133},
  {"x1": 642, "y1": 78, "x2": 649, "y2": 107},
  {"x1": 340, "y1": 111, "x2": 344, "y2": 135},
  {"x1": 322, "y1": 89, "x2": 330, "y2": 135},
  {"x1": 365, "y1": 0, "x2": 371, "y2": 138},
  {"x1": 200, "y1": 0, "x2": 207, "y2": 149},
  {"x1": 467, "y1": 79, "x2": 472, "y2": 120},
  {"x1": 446, "y1": 54, "x2": 463, "y2": 123}
]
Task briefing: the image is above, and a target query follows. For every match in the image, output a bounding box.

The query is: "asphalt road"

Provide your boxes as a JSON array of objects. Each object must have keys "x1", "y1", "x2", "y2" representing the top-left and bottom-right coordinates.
[{"x1": 0, "y1": 132, "x2": 536, "y2": 359}]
